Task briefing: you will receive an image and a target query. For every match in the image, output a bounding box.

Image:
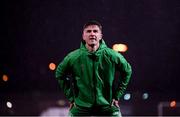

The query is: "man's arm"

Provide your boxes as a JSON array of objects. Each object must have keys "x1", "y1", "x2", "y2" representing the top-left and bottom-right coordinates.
[
  {"x1": 55, "y1": 55, "x2": 74, "y2": 102},
  {"x1": 114, "y1": 53, "x2": 132, "y2": 100}
]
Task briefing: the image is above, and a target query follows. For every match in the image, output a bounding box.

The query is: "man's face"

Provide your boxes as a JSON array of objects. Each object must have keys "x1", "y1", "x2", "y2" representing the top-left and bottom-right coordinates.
[{"x1": 82, "y1": 25, "x2": 102, "y2": 46}]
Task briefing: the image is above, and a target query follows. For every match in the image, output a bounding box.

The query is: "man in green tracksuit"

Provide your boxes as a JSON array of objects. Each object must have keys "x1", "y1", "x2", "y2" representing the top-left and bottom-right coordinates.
[{"x1": 55, "y1": 20, "x2": 132, "y2": 116}]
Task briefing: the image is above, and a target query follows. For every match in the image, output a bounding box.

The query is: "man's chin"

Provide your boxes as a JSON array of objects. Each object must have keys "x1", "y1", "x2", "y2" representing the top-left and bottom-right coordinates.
[
  {"x1": 89, "y1": 43, "x2": 96, "y2": 47},
  {"x1": 88, "y1": 41, "x2": 95, "y2": 44},
  {"x1": 89, "y1": 42, "x2": 96, "y2": 45}
]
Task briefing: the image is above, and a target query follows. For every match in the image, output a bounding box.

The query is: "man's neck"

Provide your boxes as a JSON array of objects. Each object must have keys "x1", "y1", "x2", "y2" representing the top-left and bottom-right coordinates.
[{"x1": 86, "y1": 43, "x2": 99, "y2": 52}]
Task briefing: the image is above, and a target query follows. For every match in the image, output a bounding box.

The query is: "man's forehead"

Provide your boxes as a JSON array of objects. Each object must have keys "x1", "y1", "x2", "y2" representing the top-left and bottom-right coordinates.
[{"x1": 84, "y1": 25, "x2": 100, "y2": 30}]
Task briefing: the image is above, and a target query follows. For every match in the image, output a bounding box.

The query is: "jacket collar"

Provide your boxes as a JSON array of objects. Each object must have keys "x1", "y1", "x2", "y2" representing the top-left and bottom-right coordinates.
[{"x1": 80, "y1": 39, "x2": 107, "y2": 54}]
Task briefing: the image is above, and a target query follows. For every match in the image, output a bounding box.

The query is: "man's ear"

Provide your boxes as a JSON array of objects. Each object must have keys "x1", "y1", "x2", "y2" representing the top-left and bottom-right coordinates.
[
  {"x1": 100, "y1": 33, "x2": 103, "y2": 39},
  {"x1": 82, "y1": 33, "x2": 85, "y2": 41}
]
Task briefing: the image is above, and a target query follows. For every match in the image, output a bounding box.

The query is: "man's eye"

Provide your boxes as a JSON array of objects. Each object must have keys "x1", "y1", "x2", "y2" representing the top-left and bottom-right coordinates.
[
  {"x1": 87, "y1": 30, "x2": 91, "y2": 33},
  {"x1": 93, "y1": 30, "x2": 98, "y2": 33}
]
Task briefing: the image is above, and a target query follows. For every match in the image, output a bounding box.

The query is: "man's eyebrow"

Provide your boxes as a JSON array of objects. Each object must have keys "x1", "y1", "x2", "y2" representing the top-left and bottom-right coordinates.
[{"x1": 86, "y1": 29, "x2": 98, "y2": 31}]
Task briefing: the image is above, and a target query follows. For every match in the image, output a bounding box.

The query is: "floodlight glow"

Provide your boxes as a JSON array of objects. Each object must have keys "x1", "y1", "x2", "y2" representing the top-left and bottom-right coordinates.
[
  {"x1": 142, "y1": 93, "x2": 149, "y2": 100},
  {"x1": 124, "y1": 93, "x2": 131, "y2": 100},
  {"x1": 49, "y1": 62, "x2": 56, "y2": 71},
  {"x1": 2, "y1": 74, "x2": 8, "y2": 82},
  {"x1": 6, "y1": 101, "x2": 12, "y2": 108},
  {"x1": 112, "y1": 44, "x2": 128, "y2": 52},
  {"x1": 170, "y1": 101, "x2": 176, "y2": 108}
]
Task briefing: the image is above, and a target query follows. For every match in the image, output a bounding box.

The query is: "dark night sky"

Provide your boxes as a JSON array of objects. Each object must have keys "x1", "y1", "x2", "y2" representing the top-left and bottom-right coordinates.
[{"x1": 3, "y1": 0, "x2": 180, "y2": 101}]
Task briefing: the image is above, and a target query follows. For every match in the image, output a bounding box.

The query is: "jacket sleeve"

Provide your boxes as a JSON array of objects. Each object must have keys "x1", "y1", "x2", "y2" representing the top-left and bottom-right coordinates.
[
  {"x1": 55, "y1": 55, "x2": 74, "y2": 102},
  {"x1": 113, "y1": 53, "x2": 132, "y2": 100}
]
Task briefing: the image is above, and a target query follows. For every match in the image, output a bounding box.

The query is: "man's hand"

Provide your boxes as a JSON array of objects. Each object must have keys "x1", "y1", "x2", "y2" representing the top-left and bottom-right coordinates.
[
  {"x1": 111, "y1": 99, "x2": 120, "y2": 108},
  {"x1": 69, "y1": 102, "x2": 74, "y2": 110}
]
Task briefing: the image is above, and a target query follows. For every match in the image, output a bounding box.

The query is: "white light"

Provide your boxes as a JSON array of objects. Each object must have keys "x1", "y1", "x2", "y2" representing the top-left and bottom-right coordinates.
[
  {"x1": 142, "y1": 93, "x2": 149, "y2": 100},
  {"x1": 124, "y1": 93, "x2": 131, "y2": 100},
  {"x1": 112, "y1": 44, "x2": 128, "y2": 52},
  {"x1": 6, "y1": 101, "x2": 12, "y2": 108}
]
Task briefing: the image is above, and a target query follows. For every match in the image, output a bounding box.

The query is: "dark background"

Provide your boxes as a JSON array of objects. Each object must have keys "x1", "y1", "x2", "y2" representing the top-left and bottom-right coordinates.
[{"x1": 1, "y1": 0, "x2": 180, "y2": 116}]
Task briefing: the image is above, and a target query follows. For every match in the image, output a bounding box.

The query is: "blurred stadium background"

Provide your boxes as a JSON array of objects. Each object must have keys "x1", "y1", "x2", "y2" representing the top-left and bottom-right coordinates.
[{"x1": 2, "y1": 0, "x2": 180, "y2": 116}]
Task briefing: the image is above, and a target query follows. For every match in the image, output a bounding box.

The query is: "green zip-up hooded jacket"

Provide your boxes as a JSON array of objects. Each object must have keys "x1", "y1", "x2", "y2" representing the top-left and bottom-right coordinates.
[{"x1": 55, "y1": 40, "x2": 132, "y2": 107}]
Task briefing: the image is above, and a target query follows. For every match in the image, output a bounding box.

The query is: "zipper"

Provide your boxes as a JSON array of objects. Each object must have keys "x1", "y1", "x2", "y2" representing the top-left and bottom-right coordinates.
[{"x1": 92, "y1": 54, "x2": 97, "y2": 105}]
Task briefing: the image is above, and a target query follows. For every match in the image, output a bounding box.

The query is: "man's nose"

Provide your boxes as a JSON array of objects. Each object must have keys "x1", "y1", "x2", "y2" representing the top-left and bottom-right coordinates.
[{"x1": 90, "y1": 31, "x2": 95, "y2": 35}]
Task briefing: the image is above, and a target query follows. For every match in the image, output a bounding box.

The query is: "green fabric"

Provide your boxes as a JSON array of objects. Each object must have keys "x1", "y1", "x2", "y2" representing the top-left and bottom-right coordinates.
[{"x1": 55, "y1": 39, "x2": 132, "y2": 107}]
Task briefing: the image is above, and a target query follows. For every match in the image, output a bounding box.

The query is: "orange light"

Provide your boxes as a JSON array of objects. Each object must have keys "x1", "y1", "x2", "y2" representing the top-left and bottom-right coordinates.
[
  {"x1": 170, "y1": 101, "x2": 176, "y2": 108},
  {"x1": 49, "y1": 62, "x2": 56, "y2": 71},
  {"x1": 2, "y1": 74, "x2": 8, "y2": 82},
  {"x1": 112, "y1": 44, "x2": 128, "y2": 52}
]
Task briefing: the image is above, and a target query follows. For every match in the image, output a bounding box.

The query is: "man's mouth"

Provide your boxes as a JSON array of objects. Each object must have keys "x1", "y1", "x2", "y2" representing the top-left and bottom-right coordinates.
[{"x1": 89, "y1": 37, "x2": 96, "y2": 40}]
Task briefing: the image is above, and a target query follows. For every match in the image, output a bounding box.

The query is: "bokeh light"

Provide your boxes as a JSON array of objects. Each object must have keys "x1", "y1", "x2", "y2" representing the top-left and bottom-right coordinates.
[
  {"x1": 142, "y1": 93, "x2": 149, "y2": 100},
  {"x1": 112, "y1": 44, "x2": 128, "y2": 52},
  {"x1": 6, "y1": 101, "x2": 12, "y2": 108},
  {"x1": 170, "y1": 100, "x2": 176, "y2": 108},
  {"x1": 57, "y1": 99, "x2": 66, "y2": 106},
  {"x1": 124, "y1": 93, "x2": 131, "y2": 101},
  {"x1": 49, "y1": 63, "x2": 56, "y2": 71},
  {"x1": 2, "y1": 74, "x2": 9, "y2": 82}
]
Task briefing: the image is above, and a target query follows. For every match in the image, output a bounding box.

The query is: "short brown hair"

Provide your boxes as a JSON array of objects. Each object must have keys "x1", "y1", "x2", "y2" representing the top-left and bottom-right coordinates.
[{"x1": 83, "y1": 20, "x2": 102, "y2": 32}]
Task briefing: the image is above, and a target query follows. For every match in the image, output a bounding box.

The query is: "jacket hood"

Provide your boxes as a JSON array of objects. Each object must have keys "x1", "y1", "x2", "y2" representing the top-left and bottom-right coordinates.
[{"x1": 80, "y1": 39, "x2": 107, "y2": 53}]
